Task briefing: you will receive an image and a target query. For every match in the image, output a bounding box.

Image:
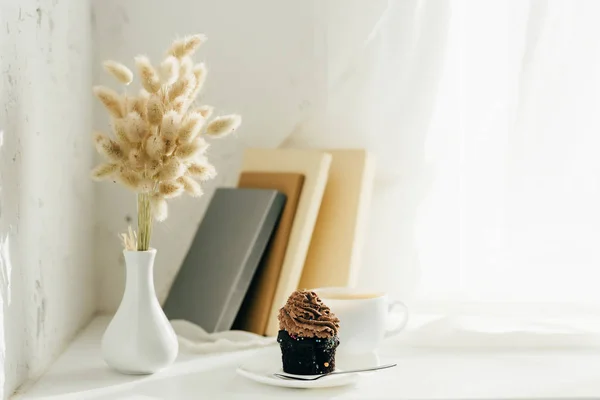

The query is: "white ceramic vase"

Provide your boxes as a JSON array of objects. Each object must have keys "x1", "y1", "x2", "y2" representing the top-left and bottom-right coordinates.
[{"x1": 101, "y1": 249, "x2": 178, "y2": 374}]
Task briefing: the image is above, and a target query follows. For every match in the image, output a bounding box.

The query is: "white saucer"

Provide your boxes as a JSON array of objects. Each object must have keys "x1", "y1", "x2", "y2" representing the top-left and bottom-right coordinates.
[{"x1": 236, "y1": 347, "x2": 381, "y2": 389}]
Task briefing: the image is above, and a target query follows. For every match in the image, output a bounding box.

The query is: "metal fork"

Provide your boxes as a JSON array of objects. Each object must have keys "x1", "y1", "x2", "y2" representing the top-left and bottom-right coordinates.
[{"x1": 273, "y1": 363, "x2": 397, "y2": 381}]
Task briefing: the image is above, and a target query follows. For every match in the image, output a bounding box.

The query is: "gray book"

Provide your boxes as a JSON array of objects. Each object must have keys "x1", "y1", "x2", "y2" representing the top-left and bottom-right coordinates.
[{"x1": 163, "y1": 188, "x2": 286, "y2": 333}]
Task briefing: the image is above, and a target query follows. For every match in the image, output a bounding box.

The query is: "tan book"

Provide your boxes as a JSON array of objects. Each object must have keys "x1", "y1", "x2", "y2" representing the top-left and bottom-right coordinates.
[
  {"x1": 298, "y1": 149, "x2": 375, "y2": 290},
  {"x1": 241, "y1": 149, "x2": 332, "y2": 336},
  {"x1": 232, "y1": 172, "x2": 305, "y2": 335}
]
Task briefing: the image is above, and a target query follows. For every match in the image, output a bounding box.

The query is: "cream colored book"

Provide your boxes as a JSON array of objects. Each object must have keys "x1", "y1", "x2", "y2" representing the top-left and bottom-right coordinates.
[
  {"x1": 298, "y1": 149, "x2": 375, "y2": 290},
  {"x1": 241, "y1": 149, "x2": 332, "y2": 336}
]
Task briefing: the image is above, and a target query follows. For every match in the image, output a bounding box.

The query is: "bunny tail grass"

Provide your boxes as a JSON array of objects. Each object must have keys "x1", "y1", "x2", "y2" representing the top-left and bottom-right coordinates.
[
  {"x1": 158, "y1": 181, "x2": 184, "y2": 198},
  {"x1": 168, "y1": 34, "x2": 207, "y2": 58},
  {"x1": 186, "y1": 162, "x2": 217, "y2": 181},
  {"x1": 93, "y1": 86, "x2": 125, "y2": 118},
  {"x1": 178, "y1": 176, "x2": 203, "y2": 197},
  {"x1": 91, "y1": 163, "x2": 119, "y2": 180},
  {"x1": 160, "y1": 56, "x2": 179, "y2": 85},
  {"x1": 178, "y1": 112, "x2": 205, "y2": 142},
  {"x1": 150, "y1": 193, "x2": 168, "y2": 222},
  {"x1": 175, "y1": 137, "x2": 208, "y2": 160},
  {"x1": 205, "y1": 115, "x2": 242, "y2": 138},
  {"x1": 103, "y1": 60, "x2": 133, "y2": 85},
  {"x1": 135, "y1": 55, "x2": 161, "y2": 94}
]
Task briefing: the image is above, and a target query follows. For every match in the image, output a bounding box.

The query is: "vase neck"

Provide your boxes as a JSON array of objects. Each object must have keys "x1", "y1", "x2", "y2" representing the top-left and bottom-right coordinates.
[{"x1": 123, "y1": 250, "x2": 157, "y2": 301}]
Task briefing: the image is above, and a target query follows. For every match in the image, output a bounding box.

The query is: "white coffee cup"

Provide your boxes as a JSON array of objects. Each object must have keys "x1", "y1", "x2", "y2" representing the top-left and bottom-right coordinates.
[{"x1": 313, "y1": 287, "x2": 409, "y2": 354}]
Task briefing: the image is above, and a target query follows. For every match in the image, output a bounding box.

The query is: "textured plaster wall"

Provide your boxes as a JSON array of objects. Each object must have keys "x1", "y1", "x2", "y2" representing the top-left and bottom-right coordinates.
[
  {"x1": 0, "y1": 0, "x2": 95, "y2": 397},
  {"x1": 92, "y1": 0, "x2": 322, "y2": 311}
]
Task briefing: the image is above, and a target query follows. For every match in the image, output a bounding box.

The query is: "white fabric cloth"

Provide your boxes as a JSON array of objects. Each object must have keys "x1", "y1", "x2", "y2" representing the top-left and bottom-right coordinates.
[
  {"x1": 398, "y1": 312, "x2": 600, "y2": 348},
  {"x1": 171, "y1": 320, "x2": 275, "y2": 354}
]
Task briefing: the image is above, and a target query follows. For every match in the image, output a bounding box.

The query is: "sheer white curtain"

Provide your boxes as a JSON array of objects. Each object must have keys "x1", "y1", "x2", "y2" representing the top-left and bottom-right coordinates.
[{"x1": 285, "y1": 0, "x2": 600, "y2": 345}]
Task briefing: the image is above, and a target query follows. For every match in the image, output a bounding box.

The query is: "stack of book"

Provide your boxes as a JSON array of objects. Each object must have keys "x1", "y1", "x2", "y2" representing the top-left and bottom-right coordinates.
[{"x1": 164, "y1": 148, "x2": 375, "y2": 336}]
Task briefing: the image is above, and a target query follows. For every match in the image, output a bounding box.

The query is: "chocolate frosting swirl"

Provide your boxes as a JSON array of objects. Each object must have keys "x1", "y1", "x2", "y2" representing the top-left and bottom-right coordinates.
[{"x1": 278, "y1": 290, "x2": 340, "y2": 338}]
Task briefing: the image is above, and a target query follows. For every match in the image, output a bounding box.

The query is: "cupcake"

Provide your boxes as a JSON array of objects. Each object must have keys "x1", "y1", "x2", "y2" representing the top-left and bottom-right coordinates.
[{"x1": 277, "y1": 290, "x2": 340, "y2": 375}]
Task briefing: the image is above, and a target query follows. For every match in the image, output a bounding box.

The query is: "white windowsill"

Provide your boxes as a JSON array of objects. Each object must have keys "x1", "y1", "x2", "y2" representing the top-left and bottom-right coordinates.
[{"x1": 11, "y1": 316, "x2": 600, "y2": 399}]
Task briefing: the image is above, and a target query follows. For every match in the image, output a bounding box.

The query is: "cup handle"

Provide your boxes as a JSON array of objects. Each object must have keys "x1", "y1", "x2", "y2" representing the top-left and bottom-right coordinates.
[{"x1": 384, "y1": 300, "x2": 409, "y2": 339}]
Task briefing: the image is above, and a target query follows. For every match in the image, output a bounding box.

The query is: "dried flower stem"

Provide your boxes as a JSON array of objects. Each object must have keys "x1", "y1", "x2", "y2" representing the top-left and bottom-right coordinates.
[
  {"x1": 120, "y1": 225, "x2": 137, "y2": 251},
  {"x1": 137, "y1": 192, "x2": 153, "y2": 251}
]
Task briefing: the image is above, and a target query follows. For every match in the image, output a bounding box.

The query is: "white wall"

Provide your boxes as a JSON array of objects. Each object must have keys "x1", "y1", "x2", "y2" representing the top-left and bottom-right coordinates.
[
  {"x1": 92, "y1": 0, "x2": 324, "y2": 311},
  {"x1": 0, "y1": 0, "x2": 95, "y2": 397}
]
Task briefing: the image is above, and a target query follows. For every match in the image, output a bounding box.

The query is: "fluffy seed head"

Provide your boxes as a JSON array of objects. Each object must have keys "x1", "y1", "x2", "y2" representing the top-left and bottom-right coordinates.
[
  {"x1": 189, "y1": 63, "x2": 207, "y2": 101},
  {"x1": 160, "y1": 111, "x2": 181, "y2": 140},
  {"x1": 134, "y1": 55, "x2": 161, "y2": 93},
  {"x1": 158, "y1": 157, "x2": 185, "y2": 181},
  {"x1": 117, "y1": 169, "x2": 141, "y2": 190},
  {"x1": 176, "y1": 137, "x2": 208, "y2": 160},
  {"x1": 169, "y1": 74, "x2": 195, "y2": 102},
  {"x1": 187, "y1": 162, "x2": 217, "y2": 181},
  {"x1": 93, "y1": 132, "x2": 124, "y2": 162},
  {"x1": 183, "y1": 34, "x2": 206, "y2": 55},
  {"x1": 93, "y1": 86, "x2": 124, "y2": 118},
  {"x1": 147, "y1": 94, "x2": 164, "y2": 125},
  {"x1": 168, "y1": 34, "x2": 207, "y2": 58},
  {"x1": 169, "y1": 98, "x2": 187, "y2": 113},
  {"x1": 91, "y1": 163, "x2": 119, "y2": 181},
  {"x1": 159, "y1": 181, "x2": 184, "y2": 198},
  {"x1": 197, "y1": 105, "x2": 214, "y2": 119},
  {"x1": 124, "y1": 112, "x2": 148, "y2": 143},
  {"x1": 103, "y1": 60, "x2": 133, "y2": 85},
  {"x1": 128, "y1": 90, "x2": 149, "y2": 119},
  {"x1": 178, "y1": 57, "x2": 193, "y2": 77},
  {"x1": 192, "y1": 63, "x2": 207, "y2": 85},
  {"x1": 205, "y1": 114, "x2": 242, "y2": 138},
  {"x1": 178, "y1": 176, "x2": 203, "y2": 197},
  {"x1": 178, "y1": 112, "x2": 205, "y2": 142},
  {"x1": 150, "y1": 194, "x2": 168, "y2": 221},
  {"x1": 128, "y1": 148, "x2": 145, "y2": 167},
  {"x1": 159, "y1": 56, "x2": 179, "y2": 85},
  {"x1": 145, "y1": 135, "x2": 166, "y2": 159},
  {"x1": 112, "y1": 118, "x2": 131, "y2": 150},
  {"x1": 147, "y1": 159, "x2": 161, "y2": 175},
  {"x1": 164, "y1": 138, "x2": 176, "y2": 156}
]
